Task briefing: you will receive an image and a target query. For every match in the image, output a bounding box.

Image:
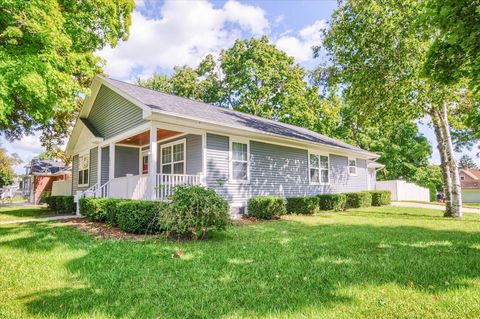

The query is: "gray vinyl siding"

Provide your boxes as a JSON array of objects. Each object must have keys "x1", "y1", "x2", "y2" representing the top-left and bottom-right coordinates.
[
  {"x1": 115, "y1": 146, "x2": 139, "y2": 177},
  {"x1": 89, "y1": 148, "x2": 98, "y2": 187},
  {"x1": 206, "y1": 134, "x2": 369, "y2": 203},
  {"x1": 157, "y1": 134, "x2": 203, "y2": 175},
  {"x1": 72, "y1": 147, "x2": 98, "y2": 193},
  {"x1": 101, "y1": 146, "x2": 109, "y2": 185},
  {"x1": 87, "y1": 85, "x2": 146, "y2": 139}
]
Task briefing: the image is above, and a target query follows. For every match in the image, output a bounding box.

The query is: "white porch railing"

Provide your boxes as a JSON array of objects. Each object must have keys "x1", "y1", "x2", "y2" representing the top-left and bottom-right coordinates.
[
  {"x1": 78, "y1": 173, "x2": 202, "y2": 202},
  {"x1": 156, "y1": 174, "x2": 202, "y2": 200}
]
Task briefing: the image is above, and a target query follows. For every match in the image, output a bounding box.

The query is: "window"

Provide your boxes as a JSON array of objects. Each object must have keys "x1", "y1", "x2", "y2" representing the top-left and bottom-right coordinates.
[
  {"x1": 461, "y1": 176, "x2": 465, "y2": 181},
  {"x1": 141, "y1": 150, "x2": 149, "y2": 174},
  {"x1": 348, "y1": 158, "x2": 357, "y2": 176},
  {"x1": 78, "y1": 152, "x2": 89, "y2": 186},
  {"x1": 309, "y1": 153, "x2": 329, "y2": 184},
  {"x1": 161, "y1": 140, "x2": 185, "y2": 174},
  {"x1": 230, "y1": 139, "x2": 249, "y2": 181}
]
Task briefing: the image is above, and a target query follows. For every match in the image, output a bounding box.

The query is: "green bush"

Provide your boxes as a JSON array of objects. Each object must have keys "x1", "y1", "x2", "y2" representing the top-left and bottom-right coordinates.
[
  {"x1": 46, "y1": 195, "x2": 75, "y2": 213},
  {"x1": 286, "y1": 196, "x2": 320, "y2": 215},
  {"x1": 369, "y1": 190, "x2": 391, "y2": 206},
  {"x1": 159, "y1": 185, "x2": 230, "y2": 238},
  {"x1": 247, "y1": 196, "x2": 286, "y2": 220},
  {"x1": 116, "y1": 200, "x2": 164, "y2": 234},
  {"x1": 427, "y1": 182, "x2": 437, "y2": 202},
  {"x1": 79, "y1": 198, "x2": 108, "y2": 221},
  {"x1": 317, "y1": 194, "x2": 346, "y2": 211},
  {"x1": 102, "y1": 198, "x2": 127, "y2": 226},
  {"x1": 344, "y1": 191, "x2": 372, "y2": 208}
]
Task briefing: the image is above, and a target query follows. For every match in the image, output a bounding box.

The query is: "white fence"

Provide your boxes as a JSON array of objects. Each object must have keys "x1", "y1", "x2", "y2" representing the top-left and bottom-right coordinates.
[
  {"x1": 51, "y1": 180, "x2": 72, "y2": 196},
  {"x1": 376, "y1": 180, "x2": 430, "y2": 202}
]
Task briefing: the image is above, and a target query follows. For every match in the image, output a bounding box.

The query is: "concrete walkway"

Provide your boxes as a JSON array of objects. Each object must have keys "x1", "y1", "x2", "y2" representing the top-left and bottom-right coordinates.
[
  {"x1": 392, "y1": 201, "x2": 480, "y2": 214},
  {"x1": 0, "y1": 215, "x2": 81, "y2": 225}
]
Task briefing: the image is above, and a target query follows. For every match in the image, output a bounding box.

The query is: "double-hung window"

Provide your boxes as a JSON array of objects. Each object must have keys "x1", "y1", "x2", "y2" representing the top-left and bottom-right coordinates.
[
  {"x1": 78, "y1": 152, "x2": 90, "y2": 187},
  {"x1": 348, "y1": 158, "x2": 357, "y2": 176},
  {"x1": 161, "y1": 140, "x2": 185, "y2": 174},
  {"x1": 309, "y1": 153, "x2": 329, "y2": 184},
  {"x1": 230, "y1": 139, "x2": 249, "y2": 181}
]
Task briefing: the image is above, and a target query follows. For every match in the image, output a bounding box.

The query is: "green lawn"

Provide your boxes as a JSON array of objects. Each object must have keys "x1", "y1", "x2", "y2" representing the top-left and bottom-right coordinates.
[
  {"x1": 1, "y1": 206, "x2": 480, "y2": 318},
  {"x1": 0, "y1": 206, "x2": 54, "y2": 222},
  {"x1": 401, "y1": 201, "x2": 480, "y2": 209}
]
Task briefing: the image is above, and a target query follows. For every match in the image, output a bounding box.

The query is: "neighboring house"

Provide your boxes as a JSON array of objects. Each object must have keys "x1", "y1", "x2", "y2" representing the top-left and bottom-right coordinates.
[
  {"x1": 459, "y1": 168, "x2": 480, "y2": 203},
  {"x1": 25, "y1": 159, "x2": 71, "y2": 204},
  {"x1": 66, "y1": 76, "x2": 382, "y2": 215}
]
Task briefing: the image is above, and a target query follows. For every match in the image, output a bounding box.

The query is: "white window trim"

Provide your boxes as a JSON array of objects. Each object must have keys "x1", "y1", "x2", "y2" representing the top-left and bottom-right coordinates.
[
  {"x1": 348, "y1": 157, "x2": 358, "y2": 176},
  {"x1": 140, "y1": 149, "x2": 149, "y2": 175},
  {"x1": 77, "y1": 150, "x2": 90, "y2": 187},
  {"x1": 160, "y1": 138, "x2": 186, "y2": 175},
  {"x1": 308, "y1": 151, "x2": 330, "y2": 185},
  {"x1": 229, "y1": 137, "x2": 250, "y2": 183}
]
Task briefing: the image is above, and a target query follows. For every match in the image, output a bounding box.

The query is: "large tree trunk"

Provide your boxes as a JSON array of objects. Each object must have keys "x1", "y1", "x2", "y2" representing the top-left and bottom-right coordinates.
[
  {"x1": 431, "y1": 111, "x2": 453, "y2": 216},
  {"x1": 431, "y1": 104, "x2": 463, "y2": 218}
]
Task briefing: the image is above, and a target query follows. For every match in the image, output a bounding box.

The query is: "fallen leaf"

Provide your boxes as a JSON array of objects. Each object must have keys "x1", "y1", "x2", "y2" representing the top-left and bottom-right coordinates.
[
  {"x1": 432, "y1": 295, "x2": 439, "y2": 301},
  {"x1": 407, "y1": 281, "x2": 414, "y2": 288},
  {"x1": 175, "y1": 249, "x2": 185, "y2": 258}
]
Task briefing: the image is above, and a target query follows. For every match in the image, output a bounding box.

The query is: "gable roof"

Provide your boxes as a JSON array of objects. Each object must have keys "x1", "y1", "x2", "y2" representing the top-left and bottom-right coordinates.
[
  {"x1": 101, "y1": 77, "x2": 377, "y2": 158},
  {"x1": 460, "y1": 168, "x2": 480, "y2": 180}
]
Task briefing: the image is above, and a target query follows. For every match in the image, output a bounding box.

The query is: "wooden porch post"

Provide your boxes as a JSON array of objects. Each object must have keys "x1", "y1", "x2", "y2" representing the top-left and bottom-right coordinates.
[
  {"x1": 97, "y1": 146, "x2": 101, "y2": 187},
  {"x1": 149, "y1": 124, "x2": 158, "y2": 200}
]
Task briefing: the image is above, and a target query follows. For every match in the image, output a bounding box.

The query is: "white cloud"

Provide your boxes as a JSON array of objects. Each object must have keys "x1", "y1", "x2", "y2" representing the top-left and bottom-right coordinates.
[
  {"x1": 275, "y1": 19, "x2": 327, "y2": 62},
  {"x1": 1, "y1": 133, "x2": 46, "y2": 174},
  {"x1": 98, "y1": 0, "x2": 269, "y2": 79},
  {"x1": 275, "y1": 15, "x2": 285, "y2": 24}
]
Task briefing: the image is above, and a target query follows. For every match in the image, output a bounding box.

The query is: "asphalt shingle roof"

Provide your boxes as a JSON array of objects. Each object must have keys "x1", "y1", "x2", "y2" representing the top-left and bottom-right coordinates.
[{"x1": 103, "y1": 77, "x2": 377, "y2": 157}]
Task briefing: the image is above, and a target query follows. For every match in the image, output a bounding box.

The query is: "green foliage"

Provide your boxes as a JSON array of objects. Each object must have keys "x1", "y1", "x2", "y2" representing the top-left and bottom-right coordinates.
[
  {"x1": 286, "y1": 196, "x2": 320, "y2": 215},
  {"x1": 411, "y1": 165, "x2": 444, "y2": 193},
  {"x1": 459, "y1": 154, "x2": 478, "y2": 169},
  {"x1": 368, "y1": 191, "x2": 391, "y2": 206},
  {"x1": 159, "y1": 186, "x2": 230, "y2": 238},
  {"x1": 0, "y1": 146, "x2": 22, "y2": 188},
  {"x1": 79, "y1": 198, "x2": 109, "y2": 222},
  {"x1": 247, "y1": 196, "x2": 286, "y2": 220},
  {"x1": 422, "y1": 0, "x2": 480, "y2": 94},
  {"x1": 428, "y1": 182, "x2": 437, "y2": 202},
  {"x1": 137, "y1": 37, "x2": 341, "y2": 136},
  {"x1": 344, "y1": 192, "x2": 372, "y2": 209},
  {"x1": 317, "y1": 194, "x2": 346, "y2": 211},
  {"x1": 102, "y1": 198, "x2": 127, "y2": 227},
  {"x1": 0, "y1": 0, "x2": 134, "y2": 148},
  {"x1": 116, "y1": 200, "x2": 164, "y2": 234},
  {"x1": 46, "y1": 195, "x2": 74, "y2": 213}
]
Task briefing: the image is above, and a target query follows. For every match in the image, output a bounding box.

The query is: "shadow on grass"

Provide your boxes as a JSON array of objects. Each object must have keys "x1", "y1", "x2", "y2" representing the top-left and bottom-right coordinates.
[{"x1": 1, "y1": 214, "x2": 480, "y2": 318}]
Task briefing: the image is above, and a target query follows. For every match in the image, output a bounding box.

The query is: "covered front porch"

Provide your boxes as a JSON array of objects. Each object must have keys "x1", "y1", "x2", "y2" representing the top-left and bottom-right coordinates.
[{"x1": 79, "y1": 124, "x2": 204, "y2": 201}]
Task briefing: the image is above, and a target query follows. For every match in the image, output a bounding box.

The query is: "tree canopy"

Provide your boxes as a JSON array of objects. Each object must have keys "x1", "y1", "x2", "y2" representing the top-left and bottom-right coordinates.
[
  {"x1": 0, "y1": 146, "x2": 22, "y2": 188},
  {"x1": 459, "y1": 154, "x2": 478, "y2": 169},
  {"x1": 0, "y1": 0, "x2": 135, "y2": 149},
  {"x1": 317, "y1": 0, "x2": 471, "y2": 217}
]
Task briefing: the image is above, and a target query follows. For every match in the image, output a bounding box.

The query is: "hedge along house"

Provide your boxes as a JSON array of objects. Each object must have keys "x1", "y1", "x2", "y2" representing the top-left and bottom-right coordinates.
[{"x1": 66, "y1": 76, "x2": 382, "y2": 215}]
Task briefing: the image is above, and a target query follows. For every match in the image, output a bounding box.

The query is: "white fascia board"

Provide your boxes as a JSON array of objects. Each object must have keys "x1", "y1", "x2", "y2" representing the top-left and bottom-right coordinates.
[{"x1": 147, "y1": 112, "x2": 378, "y2": 160}]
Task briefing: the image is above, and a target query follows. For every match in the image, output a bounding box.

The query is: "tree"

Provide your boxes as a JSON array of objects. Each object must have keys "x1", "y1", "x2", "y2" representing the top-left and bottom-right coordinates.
[
  {"x1": 0, "y1": 0, "x2": 135, "y2": 149},
  {"x1": 138, "y1": 37, "x2": 342, "y2": 136},
  {"x1": 422, "y1": 0, "x2": 480, "y2": 94},
  {"x1": 37, "y1": 146, "x2": 72, "y2": 166},
  {"x1": 459, "y1": 154, "x2": 478, "y2": 169},
  {"x1": 317, "y1": 0, "x2": 469, "y2": 217},
  {"x1": 0, "y1": 147, "x2": 22, "y2": 188}
]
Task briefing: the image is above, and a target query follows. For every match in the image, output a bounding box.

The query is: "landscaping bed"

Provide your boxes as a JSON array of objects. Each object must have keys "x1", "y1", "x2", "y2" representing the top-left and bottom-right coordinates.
[{"x1": 1, "y1": 205, "x2": 480, "y2": 318}]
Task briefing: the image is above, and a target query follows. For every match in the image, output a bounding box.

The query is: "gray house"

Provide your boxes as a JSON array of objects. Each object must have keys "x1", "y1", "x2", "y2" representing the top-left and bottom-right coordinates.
[{"x1": 66, "y1": 76, "x2": 382, "y2": 215}]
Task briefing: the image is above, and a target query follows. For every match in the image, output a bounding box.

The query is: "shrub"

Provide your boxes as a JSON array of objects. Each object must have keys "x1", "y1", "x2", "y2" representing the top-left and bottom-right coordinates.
[
  {"x1": 427, "y1": 182, "x2": 437, "y2": 202},
  {"x1": 317, "y1": 194, "x2": 346, "y2": 211},
  {"x1": 116, "y1": 200, "x2": 165, "y2": 234},
  {"x1": 344, "y1": 191, "x2": 372, "y2": 208},
  {"x1": 46, "y1": 195, "x2": 75, "y2": 213},
  {"x1": 286, "y1": 196, "x2": 320, "y2": 215},
  {"x1": 159, "y1": 185, "x2": 230, "y2": 238},
  {"x1": 247, "y1": 196, "x2": 286, "y2": 220},
  {"x1": 102, "y1": 198, "x2": 127, "y2": 226},
  {"x1": 79, "y1": 198, "x2": 108, "y2": 221},
  {"x1": 369, "y1": 190, "x2": 391, "y2": 206}
]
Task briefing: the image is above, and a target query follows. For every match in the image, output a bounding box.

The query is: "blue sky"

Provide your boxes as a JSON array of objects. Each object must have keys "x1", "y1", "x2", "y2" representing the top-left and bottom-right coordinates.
[{"x1": 3, "y1": 0, "x2": 479, "y2": 174}]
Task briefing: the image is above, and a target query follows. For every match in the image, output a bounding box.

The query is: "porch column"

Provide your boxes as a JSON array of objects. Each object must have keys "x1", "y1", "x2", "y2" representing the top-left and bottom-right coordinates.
[
  {"x1": 149, "y1": 125, "x2": 158, "y2": 200},
  {"x1": 109, "y1": 143, "x2": 115, "y2": 180}
]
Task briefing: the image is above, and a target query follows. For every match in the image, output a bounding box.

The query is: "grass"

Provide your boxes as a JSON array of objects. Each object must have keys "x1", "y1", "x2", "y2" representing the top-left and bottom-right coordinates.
[
  {"x1": 402, "y1": 200, "x2": 480, "y2": 209},
  {"x1": 1, "y1": 206, "x2": 480, "y2": 318},
  {"x1": 0, "y1": 206, "x2": 55, "y2": 222}
]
